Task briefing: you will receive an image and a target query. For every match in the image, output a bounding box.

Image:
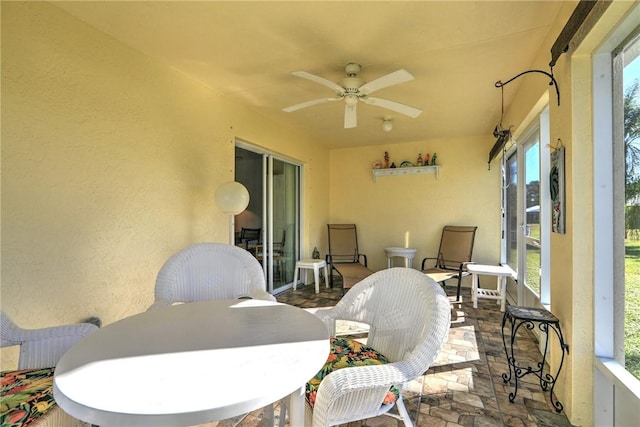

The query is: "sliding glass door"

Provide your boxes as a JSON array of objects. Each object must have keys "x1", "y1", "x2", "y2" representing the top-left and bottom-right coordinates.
[
  {"x1": 266, "y1": 157, "x2": 299, "y2": 293},
  {"x1": 502, "y1": 108, "x2": 550, "y2": 308},
  {"x1": 235, "y1": 143, "x2": 300, "y2": 294}
]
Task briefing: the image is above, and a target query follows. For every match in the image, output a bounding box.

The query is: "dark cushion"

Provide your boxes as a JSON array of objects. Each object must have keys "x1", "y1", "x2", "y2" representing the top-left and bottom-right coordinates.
[{"x1": 306, "y1": 336, "x2": 399, "y2": 408}]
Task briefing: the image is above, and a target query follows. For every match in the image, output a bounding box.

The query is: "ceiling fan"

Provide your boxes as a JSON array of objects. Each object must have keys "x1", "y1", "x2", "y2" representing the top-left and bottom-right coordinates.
[{"x1": 283, "y1": 63, "x2": 422, "y2": 129}]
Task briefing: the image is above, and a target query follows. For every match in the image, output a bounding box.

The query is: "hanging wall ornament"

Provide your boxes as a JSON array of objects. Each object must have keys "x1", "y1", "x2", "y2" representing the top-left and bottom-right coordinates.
[{"x1": 550, "y1": 139, "x2": 566, "y2": 234}]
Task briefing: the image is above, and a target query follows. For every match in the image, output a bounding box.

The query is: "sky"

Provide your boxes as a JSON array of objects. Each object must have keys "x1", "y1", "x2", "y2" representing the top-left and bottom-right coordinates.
[
  {"x1": 626, "y1": 56, "x2": 639, "y2": 90},
  {"x1": 523, "y1": 53, "x2": 640, "y2": 185}
]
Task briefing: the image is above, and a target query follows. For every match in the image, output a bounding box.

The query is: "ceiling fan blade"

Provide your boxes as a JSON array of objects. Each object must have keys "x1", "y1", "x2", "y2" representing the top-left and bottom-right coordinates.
[
  {"x1": 358, "y1": 69, "x2": 414, "y2": 95},
  {"x1": 364, "y1": 97, "x2": 422, "y2": 118},
  {"x1": 344, "y1": 104, "x2": 357, "y2": 129},
  {"x1": 291, "y1": 71, "x2": 345, "y2": 95},
  {"x1": 282, "y1": 97, "x2": 340, "y2": 112}
]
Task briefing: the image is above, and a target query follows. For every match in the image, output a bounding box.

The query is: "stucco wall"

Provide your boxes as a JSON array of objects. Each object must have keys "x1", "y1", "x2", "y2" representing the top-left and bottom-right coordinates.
[
  {"x1": 494, "y1": 0, "x2": 587, "y2": 422},
  {"x1": 328, "y1": 136, "x2": 501, "y2": 273},
  {"x1": 492, "y1": 1, "x2": 640, "y2": 425},
  {"x1": 1, "y1": 2, "x2": 329, "y2": 369}
]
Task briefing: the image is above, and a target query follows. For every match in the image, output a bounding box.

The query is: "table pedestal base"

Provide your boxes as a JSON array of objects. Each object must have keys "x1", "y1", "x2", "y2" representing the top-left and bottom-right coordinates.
[{"x1": 384, "y1": 247, "x2": 417, "y2": 268}]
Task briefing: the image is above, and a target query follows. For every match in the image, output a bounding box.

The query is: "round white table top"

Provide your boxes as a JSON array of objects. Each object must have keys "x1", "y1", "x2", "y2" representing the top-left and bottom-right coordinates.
[
  {"x1": 384, "y1": 247, "x2": 417, "y2": 255},
  {"x1": 54, "y1": 299, "x2": 329, "y2": 427}
]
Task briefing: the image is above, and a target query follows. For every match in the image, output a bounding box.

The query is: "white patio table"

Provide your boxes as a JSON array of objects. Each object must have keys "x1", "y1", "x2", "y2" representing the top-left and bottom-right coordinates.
[{"x1": 53, "y1": 299, "x2": 329, "y2": 427}]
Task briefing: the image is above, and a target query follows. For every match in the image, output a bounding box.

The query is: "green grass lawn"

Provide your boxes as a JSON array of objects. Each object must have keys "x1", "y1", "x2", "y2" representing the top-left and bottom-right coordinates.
[
  {"x1": 625, "y1": 240, "x2": 640, "y2": 379},
  {"x1": 510, "y1": 228, "x2": 639, "y2": 379}
]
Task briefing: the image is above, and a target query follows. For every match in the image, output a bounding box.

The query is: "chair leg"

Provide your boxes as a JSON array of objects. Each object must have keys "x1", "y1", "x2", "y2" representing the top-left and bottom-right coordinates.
[
  {"x1": 395, "y1": 396, "x2": 414, "y2": 427},
  {"x1": 263, "y1": 404, "x2": 275, "y2": 427},
  {"x1": 278, "y1": 399, "x2": 287, "y2": 427},
  {"x1": 456, "y1": 276, "x2": 462, "y2": 302}
]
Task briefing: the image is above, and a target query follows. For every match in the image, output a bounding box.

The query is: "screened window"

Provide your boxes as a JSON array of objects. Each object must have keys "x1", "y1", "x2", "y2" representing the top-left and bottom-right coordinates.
[{"x1": 621, "y1": 34, "x2": 640, "y2": 380}]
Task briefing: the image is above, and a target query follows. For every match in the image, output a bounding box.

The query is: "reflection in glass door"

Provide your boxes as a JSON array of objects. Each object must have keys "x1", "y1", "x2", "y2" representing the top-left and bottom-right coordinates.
[
  {"x1": 266, "y1": 158, "x2": 299, "y2": 293},
  {"x1": 235, "y1": 144, "x2": 300, "y2": 295}
]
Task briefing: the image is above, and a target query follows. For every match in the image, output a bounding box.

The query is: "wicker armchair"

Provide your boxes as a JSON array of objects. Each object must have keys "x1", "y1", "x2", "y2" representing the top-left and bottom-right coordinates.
[
  {"x1": 149, "y1": 242, "x2": 275, "y2": 310},
  {"x1": 306, "y1": 268, "x2": 451, "y2": 427},
  {"x1": 1, "y1": 311, "x2": 98, "y2": 370},
  {"x1": 1, "y1": 311, "x2": 98, "y2": 427}
]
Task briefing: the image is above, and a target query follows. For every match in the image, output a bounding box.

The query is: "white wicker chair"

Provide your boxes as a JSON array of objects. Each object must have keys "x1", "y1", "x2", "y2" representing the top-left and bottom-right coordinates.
[
  {"x1": 306, "y1": 267, "x2": 451, "y2": 427},
  {"x1": 1, "y1": 311, "x2": 98, "y2": 426},
  {"x1": 1, "y1": 311, "x2": 98, "y2": 370},
  {"x1": 149, "y1": 242, "x2": 276, "y2": 309}
]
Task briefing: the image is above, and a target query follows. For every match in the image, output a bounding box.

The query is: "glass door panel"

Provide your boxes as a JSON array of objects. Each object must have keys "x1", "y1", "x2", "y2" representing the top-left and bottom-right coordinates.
[
  {"x1": 269, "y1": 158, "x2": 299, "y2": 292},
  {"x1": 524, "y1": 141, "x2": 541, "y2": 296},
  {"x1": 235, "y1": 143, "x2": 300, "y2": 295}
]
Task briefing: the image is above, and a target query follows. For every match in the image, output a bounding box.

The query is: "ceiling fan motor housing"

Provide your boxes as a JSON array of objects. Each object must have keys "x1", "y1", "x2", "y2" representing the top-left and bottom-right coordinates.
[
  {"x1": 341, "y1": 77, "x2": 364, "y2": 94},
  {"x1": 344, "y1": 63, "x2": 361, "y2": 76}
]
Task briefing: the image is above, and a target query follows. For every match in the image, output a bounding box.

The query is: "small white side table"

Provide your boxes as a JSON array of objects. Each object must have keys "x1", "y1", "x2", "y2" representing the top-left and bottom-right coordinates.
[
  {"x1": 384, "y1": 247, "x2": 417, "y2": 268},
  {"x1": 467, "y1": 264, "x2": 512, "y2": 312},
  {"x1": 293, "y1": 259, "x2": 329, "y2": 294}
]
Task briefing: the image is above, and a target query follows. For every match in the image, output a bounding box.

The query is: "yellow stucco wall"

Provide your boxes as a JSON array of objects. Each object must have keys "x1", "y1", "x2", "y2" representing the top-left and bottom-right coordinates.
[
  {"x1": 493, "y1": 2, "x2": 639, "y2": 425},
  {"x1": 328, "y1": 137, "x2": 501, "y2": 273},
  {"x1": 496, "y1": 0, "x2": 586, "y2": 421},
  {"x1": 1, "y1": 2, "x2": 329, "y2": 368},
  {"x1": 3, "y1": 2, "x2": 638, "y2": 425}
]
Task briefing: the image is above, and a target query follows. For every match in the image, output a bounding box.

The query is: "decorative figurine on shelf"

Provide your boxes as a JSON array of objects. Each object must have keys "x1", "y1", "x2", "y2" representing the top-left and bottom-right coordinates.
[
  {"x1": 431, "y1": 152, "x2": 438, "y2": 165},
  {"x1": 425, "y1": 153, "x2": 430, "y2": 165},
  {"x1": 384, "y1": 151, "x2": 390, "y2": 169},
  {"x1": 312, "y1": 247, "x2": 320, "y2": 259},
  {"x1": 417, "y1": 153, "x2": 423, "y2": 166},
  {"x1": 390, "y1": 162, "x2": 397, "y2": 168}
]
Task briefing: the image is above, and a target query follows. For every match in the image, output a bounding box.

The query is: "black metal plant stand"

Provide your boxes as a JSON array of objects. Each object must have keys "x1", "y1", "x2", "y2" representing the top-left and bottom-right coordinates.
[{"x1": 501, "y1": 305, "x2": 569, "y2": 412}]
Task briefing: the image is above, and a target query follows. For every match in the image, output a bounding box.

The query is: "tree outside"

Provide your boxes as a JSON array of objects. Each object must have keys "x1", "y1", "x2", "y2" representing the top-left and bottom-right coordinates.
[{"x1": 625, "y1": 73, "x2": 640, "y2": 380}]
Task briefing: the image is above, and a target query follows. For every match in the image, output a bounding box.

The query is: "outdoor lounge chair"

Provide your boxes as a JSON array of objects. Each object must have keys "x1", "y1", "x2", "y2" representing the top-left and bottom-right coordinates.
[
  {"x1": 421, "y1": 225, "x2": 478, "y2": 302},
  {"x1": 326, "y1": 223, "x2": 374, "y2": 293}
]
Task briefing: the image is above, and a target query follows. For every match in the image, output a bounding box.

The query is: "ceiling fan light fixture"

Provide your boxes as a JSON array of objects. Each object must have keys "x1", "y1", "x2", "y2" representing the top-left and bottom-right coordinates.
[
  {"x1": 382, "y1": 119, "x2": 393, "y2": 132},
  {"x1": 345, "y1": 95, "x2": 358, "y2": 105}
]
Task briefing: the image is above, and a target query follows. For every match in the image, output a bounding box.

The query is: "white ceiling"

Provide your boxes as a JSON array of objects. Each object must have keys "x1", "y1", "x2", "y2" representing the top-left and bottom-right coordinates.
[{"x1": 52, "y1": 1, "x2": 566, "y2": 149}]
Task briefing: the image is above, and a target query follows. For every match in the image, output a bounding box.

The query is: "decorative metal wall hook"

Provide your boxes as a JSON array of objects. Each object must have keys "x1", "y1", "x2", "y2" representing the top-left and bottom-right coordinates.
[{"x1": 495, "y1": 69, "x2": 560, "y2": 106}]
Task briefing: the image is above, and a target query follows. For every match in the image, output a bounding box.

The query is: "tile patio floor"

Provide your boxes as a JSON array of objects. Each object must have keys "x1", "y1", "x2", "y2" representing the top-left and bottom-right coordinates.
[{"x1": 220, "y1": 280, "x2": 576, "y2": 427}]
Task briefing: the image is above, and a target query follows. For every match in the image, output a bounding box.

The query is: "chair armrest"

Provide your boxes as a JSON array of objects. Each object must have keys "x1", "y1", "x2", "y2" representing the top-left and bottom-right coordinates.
[
  {"x1": 312, "y1": 363, "x2": 410, "y2": 424},
  {"x1": 460, "y1": 261, "x2": 475, "y2": 271},
  {"x1": 449, "y1": 261, "x2": 475, "y2": 274},
  {"x1": 421, "y1": 257, "x2": 439, "y2": 270},
  {"x1": 4, "y1": 323, "x2": 97, "y2": 346},
  {"x1": 311, "y1": 307, "x2": 338, "y2": 335},
  {"x1": 7, "y1": 322, "x2": 98, "y2": 370},
  {"x1": 247, "y1": 289, "x2": 277, "y2": 302},
  {"x1": 358, "y1": 254, "x2": 368, "y2": 267},
  {"x1": 148, "y1": 299, "x2": 173, "y2": 310}
]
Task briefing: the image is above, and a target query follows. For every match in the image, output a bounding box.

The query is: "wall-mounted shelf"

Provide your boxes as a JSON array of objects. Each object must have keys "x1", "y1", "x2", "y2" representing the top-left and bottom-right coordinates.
[{"x1": 371, "y1": 165, "x2": 439, "y2": 182}]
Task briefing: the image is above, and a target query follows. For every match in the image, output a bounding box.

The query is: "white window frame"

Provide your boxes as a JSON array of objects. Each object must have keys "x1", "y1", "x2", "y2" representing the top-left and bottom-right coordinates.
[
  {"x1": 501, "y1": 107, "x2": 550, "y2": 308},
  {"x1": 591, "y1": 5, "x2": 640, "y2": 424}
]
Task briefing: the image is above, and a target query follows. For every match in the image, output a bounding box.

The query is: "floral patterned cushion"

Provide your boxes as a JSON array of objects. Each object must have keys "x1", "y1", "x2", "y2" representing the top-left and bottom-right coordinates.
[
  {"x1": 1, "y1": 367, "x2": 57, "y2": 427},
  {"x1": 306, "y1": 337, "x2": 400, "y2": 408}
]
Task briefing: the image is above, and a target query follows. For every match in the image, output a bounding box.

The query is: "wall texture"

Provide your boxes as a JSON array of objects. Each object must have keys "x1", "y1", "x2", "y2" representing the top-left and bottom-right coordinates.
[
  {"x1": 1, "y1": 2, "x2": 329, "y2": 368},
  {"x1": 328, "y1": 136, "x2": 501, "y2": 272}
]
